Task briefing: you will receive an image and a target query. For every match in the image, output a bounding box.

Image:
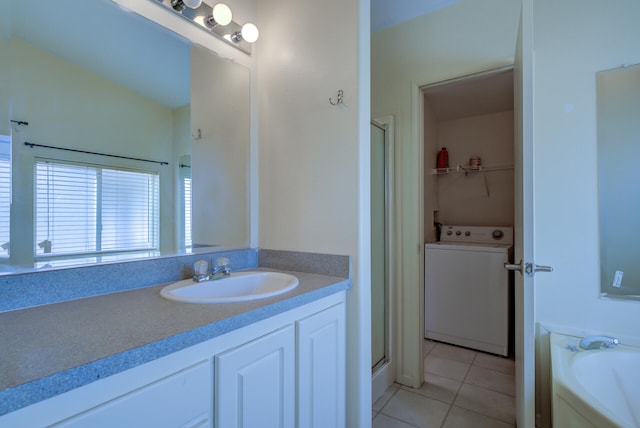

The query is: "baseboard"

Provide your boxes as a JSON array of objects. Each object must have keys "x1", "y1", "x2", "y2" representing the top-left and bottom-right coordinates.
[{"x1": 372, "y1": 361, "x2": 393, "y2": 403}]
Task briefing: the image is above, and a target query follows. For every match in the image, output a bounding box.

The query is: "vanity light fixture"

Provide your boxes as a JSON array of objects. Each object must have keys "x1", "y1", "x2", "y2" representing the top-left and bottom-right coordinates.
[
  {"x1": 231, "y1": 22, "x2": 259, "y2": 43},
  {"x1": 205, "y1": 3, "x2": 232, "y2": 28},
  {"x1": 171, "y1": 0, "x2": 202, "y2": 12},
  {"x1": 154, "y1": 0, "x2": 259, "y2": 55}
]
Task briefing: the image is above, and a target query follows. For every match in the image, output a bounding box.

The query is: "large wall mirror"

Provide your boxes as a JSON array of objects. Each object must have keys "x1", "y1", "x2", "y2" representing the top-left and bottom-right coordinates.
[
  {"x1": 597, "y1": 63, "x2": 640, "y2": 299},
  {"x1": 0, "y1": 0, "x2": 250, "y2": 274}
]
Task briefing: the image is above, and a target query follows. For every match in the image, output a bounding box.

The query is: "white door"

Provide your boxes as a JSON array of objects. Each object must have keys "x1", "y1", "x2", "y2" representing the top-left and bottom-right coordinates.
[{"x1": 513, "y1": 2, "x2": 535, "y2": 426}]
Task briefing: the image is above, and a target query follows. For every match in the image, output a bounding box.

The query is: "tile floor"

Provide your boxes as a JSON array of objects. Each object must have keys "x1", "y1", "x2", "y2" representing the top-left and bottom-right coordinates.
[{"x1": 372, "y1": 340, "x2": 516, "y2": 428}]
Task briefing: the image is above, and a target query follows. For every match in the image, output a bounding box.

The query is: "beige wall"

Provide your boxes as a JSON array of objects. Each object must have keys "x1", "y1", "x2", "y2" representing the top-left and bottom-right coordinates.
[
  {"x1": 191, "y1": 46, "x2": 250, "y2": 248},
  {"x1": 434, "y1": 111, "x2": 514, "y2": 227},
  {"x1": 0, "y1": 38, "x2": 7, "y2": 136},
  {"x1": 256, "y1": 2, "x2": 360, "y2": 254},
  {"x1": 173, "y1": 104, "x2": 191, "y2": 249},
  {"x1": 532, "y1": 1, "x2": 640, "y2": 426},
  {"x1": 256, "y1": 0, "x2": 370, "y2": 425}
]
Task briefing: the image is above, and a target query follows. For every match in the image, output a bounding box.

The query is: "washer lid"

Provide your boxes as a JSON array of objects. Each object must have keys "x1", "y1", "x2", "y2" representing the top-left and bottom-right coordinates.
[{"x1": 439, "y1": 225, "x2": 513, "y2": 245}]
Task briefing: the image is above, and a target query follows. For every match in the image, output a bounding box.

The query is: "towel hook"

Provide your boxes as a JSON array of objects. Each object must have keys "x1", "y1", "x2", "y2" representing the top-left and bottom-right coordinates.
[{"x1": 329, "y1": 90, "x2": 344, "y2": 106}]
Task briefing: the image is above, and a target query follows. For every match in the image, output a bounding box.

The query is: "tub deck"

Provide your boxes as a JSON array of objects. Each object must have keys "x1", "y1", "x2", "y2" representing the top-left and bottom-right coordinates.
[{"x1": 550, "y1": 333, "x2": 640, "y2": 428}]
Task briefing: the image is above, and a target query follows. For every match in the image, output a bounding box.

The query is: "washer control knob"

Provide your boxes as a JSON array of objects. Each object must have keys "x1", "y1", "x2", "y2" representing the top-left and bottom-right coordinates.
[
  {"x1": 465, "y1": 231, "x2": 471, "y2": 236},
  {"x1": 455, "y1": 230, "x2": 462, "y2": 236},
  {"x1": 446, "y1": 230, "x2": 452, "y2": 236},
  {"x1": 492, "y1": 230, "x2": 504, "y2": 240}
]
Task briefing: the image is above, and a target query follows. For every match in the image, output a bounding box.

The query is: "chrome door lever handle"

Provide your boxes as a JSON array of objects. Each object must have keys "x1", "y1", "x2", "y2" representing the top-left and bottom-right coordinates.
[
  {"x1": 504, "y1": 261, "x2": 553, "y2": 277},
  {"x1": 534, "y1": 264, "x2": 553, "y2": 273}
]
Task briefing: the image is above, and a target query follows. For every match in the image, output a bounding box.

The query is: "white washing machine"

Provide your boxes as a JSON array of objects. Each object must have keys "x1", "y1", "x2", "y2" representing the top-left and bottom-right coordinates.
[{"x1": 424, "y1": 225, "x2": 513, "y2": 356}]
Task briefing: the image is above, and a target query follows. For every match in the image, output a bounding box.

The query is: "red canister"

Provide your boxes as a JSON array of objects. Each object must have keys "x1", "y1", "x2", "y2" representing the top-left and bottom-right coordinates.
[
  {"x1": 469, "y1": 156, "x2": 481, "y2": 170},
  {"x1": 436, "y1": 147, "x2": 449, "y2": 169}
]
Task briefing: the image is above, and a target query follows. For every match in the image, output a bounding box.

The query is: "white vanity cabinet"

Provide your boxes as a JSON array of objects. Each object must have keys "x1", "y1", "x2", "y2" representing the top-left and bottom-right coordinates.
[
  {"x1": 297, "y1": 302, "x2": 346, "y2": 428},
  {"x1": 216, "y1": 325, "x2": 296, "y2": 427},
  {"x1": 54, "y1": 361, "x2": 212, "y2": 428},
  {"x1": 214, "y1": 300, "x2": 346, "y2": 428},
  {"x1": 0, "y1": 291, "x2": 346, "y2": 428}
]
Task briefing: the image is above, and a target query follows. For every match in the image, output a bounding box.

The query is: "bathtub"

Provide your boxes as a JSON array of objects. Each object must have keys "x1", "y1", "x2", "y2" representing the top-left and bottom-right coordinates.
[{"x1": 550, "y1": 333, "x2": 640, "y2": 428}]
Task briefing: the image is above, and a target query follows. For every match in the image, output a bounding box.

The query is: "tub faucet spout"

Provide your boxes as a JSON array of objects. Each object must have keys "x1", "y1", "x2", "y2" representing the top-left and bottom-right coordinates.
[{"x1": 578, "y1": 335, "x2": 620, "y2": 350}]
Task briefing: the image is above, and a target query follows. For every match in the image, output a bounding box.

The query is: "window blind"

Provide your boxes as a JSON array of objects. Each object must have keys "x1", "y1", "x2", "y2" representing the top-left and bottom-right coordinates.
[
  {"x1": 183, "y1": 176, "x2": 192, "y2": 248},
  {"x1": 0, "y1": 136, "x2": 10, "y2": 257},
  {"x1": 35, "y1": 159, "x2": 159, "y2": 258}
]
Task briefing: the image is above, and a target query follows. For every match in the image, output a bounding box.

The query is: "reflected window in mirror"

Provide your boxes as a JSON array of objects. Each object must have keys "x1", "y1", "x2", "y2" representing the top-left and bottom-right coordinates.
[
  {"x1": 179, "y1": 154, "x2": 193, "y2": 250},
  {"x1": 597, "y1": 63, "x2": 640, "y2": 300},
  {"x1": 34, "y1": 159, "x2": 159, "y2": 263},
  {"x1": 0, "y1": 135, "x2": 10, "y2": 260}
]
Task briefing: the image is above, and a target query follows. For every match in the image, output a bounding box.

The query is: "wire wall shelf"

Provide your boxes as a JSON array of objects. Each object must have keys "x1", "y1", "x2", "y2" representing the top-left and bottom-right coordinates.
[{"x1": 431, "y1": 164, "x2": 514, "y2": 175}]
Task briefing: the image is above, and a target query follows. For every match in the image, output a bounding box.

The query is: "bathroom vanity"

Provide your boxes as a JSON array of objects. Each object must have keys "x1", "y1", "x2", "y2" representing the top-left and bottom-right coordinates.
[{"x1": 0, "y1": 264, "x2": 349, "y2": 427}]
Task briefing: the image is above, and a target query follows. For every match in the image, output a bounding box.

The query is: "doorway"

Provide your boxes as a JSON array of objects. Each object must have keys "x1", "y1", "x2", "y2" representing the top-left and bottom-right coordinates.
[
  {"x1": 420, "y1": 67, "x2": 517, "y2": 413},
  {"x1": 422, "y1": 67, "x2": 514, "y2": 243}
]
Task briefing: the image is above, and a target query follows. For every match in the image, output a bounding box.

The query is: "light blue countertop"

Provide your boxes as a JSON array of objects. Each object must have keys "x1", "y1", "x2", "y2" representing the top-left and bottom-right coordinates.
[{"x1": 0, "y1": 268, "x2": 350, "y2": 416}]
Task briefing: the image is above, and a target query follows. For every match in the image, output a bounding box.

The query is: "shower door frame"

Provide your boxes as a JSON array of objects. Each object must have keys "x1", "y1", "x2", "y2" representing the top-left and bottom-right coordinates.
[{"x1": 371, "y1": 116, "x2": 396, "y2": 401}]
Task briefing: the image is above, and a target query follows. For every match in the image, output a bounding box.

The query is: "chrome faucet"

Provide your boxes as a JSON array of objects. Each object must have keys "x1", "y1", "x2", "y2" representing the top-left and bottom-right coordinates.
[
  {"x1": 192, "y1": 257, "x2": 232, "y2": 282},
  {"x1": 211, "y1": 257, "x2": 232, "y2": 277},
  {"x1": 578, "y1": 335, "x2": 620, "y2": 350}
]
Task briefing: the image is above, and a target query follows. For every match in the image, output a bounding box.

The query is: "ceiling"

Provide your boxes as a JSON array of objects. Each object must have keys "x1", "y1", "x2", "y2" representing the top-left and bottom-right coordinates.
[
  {"x1": 371, "y1": 0, "x2": 459, "y2": 32},
  {"x1": 423, "y1": 69, "x2": 514, "y2": 121},
  {"x1": 10, "y1": 0, "x2": 495, "y2": 111},
  {"x1": 8, "y1": 0, "x2": 190, "y2": 109}
]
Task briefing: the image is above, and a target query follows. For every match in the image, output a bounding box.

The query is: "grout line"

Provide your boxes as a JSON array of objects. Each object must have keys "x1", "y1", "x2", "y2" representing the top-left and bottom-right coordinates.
[
  {"x1": 461, "y1": 356, "x2": 474, "y2": 383},
  {"x1": 375, "y1": 383, "x2": 400, "y2": 413},
  {"x1": 411, "y1": 341, "x2": 516, "y2": 426},
  {"x1": 460, "y1": 381, "x2": 515, "y2": 399},
  {"x1": 438, "y1": 400, "x2": 455, "y2": 427},
  {"x1": 447, "y1": 404, "x2": 517, "y2": 428},
  {"x1": 439, "y1": 361, "x2": 470, "y2": 427},
  {"x1": 375, "y1": 411, "x2": 421, "y2": 428},
  {"x1": 421, "y1": 340, "x2": 516, "y2": 427}
]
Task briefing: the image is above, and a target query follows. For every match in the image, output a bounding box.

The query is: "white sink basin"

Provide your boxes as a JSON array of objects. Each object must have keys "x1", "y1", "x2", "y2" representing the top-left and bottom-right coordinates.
[{"x1": 160, "y1": 271, "x2": 299, "y2": 304}]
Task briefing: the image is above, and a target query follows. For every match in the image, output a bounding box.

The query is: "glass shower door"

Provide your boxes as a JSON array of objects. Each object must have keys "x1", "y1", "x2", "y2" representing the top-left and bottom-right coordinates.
[{"x1": 371, "y1": 122, "x2": 387, "y2": 371}]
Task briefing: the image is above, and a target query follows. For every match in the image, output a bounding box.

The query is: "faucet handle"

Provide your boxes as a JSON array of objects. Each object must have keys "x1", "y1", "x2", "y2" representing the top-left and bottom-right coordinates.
[
  {"x1": 603, "y1": 338, "x2": 620, "y2": 348},
  {"x1": 193, "y1": 259, "x2": 209, "y2": 276}
]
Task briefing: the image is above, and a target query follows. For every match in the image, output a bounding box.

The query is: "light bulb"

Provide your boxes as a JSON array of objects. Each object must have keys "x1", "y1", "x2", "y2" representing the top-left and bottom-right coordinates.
[
  {"x1": 212, "y1": 3, "x2": 232, "y2": 26},
  {"x1": 183, "y1": 0, "x2": 203, "y2": 8},
  {"x1": 241, "y1": 23, "x2": 259, "y2": 43}
]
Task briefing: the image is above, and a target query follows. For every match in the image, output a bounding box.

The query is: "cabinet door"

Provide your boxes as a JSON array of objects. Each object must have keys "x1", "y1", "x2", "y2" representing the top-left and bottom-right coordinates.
[
  {"x1": 54, "y1": 361, "x2": 212, "y2": 428},
  {"x1": 215, "y1": 325, "x2": 295, "y2": 428},
  {"x1": 297, "y1": 303, "x2": 346, "y2": 428}
]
